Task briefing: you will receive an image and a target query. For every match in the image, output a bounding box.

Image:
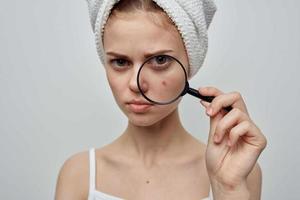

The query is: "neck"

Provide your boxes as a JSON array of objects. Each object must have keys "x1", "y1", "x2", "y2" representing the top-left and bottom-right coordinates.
[{"x1": 119, "y1": 108, "x2": 188, "y2": 167}]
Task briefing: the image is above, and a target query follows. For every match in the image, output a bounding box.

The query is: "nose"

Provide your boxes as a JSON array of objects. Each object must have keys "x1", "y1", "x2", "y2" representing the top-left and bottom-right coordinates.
[{"x1": 129, "y1": 64, "x2": 148, "y2": 94}]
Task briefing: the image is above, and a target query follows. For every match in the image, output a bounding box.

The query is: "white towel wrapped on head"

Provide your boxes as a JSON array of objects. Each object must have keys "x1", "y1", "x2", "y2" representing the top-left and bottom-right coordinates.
[{"x1": 86, "y1": 0, "x2": 217, "y2": 79}]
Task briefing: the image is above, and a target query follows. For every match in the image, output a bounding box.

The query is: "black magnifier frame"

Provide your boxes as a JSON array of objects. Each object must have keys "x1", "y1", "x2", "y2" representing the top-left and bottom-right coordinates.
[{"x1": 137, "y1": 54, "x2": 232, "y2": 112}]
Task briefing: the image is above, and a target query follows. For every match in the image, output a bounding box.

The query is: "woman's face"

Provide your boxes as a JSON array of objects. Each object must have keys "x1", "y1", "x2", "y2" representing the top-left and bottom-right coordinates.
[{"x1": 103, "y1": 10, "x2": 189, "y2": 126}]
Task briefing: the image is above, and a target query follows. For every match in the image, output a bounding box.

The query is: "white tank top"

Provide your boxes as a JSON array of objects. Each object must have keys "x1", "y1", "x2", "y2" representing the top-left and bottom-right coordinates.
[{"x1": 88, "y1": 148, "x2": 213, "y2": 200}]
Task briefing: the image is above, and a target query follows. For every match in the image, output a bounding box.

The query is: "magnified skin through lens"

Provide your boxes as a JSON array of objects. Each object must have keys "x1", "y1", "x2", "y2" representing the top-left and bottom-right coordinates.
[{"x1": 138, "y1": 55, "x2": 186, "y2": 104}]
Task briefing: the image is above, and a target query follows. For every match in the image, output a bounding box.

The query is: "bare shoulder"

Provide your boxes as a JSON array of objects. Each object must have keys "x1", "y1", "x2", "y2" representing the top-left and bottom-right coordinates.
[
  {"x1": 184, "y1": 132, "x2": 207, "y2": 155},
  {"x1": 55, "y1": 150, "x2": 90, "y2": 200},
  {"x1": 247, "y1": 162, "x2": 263, "y2": 200}
]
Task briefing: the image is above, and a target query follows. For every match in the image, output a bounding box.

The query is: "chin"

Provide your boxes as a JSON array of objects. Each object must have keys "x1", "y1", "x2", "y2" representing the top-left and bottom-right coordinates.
[{"x1": 128, "y1": 115, "x2": 162, "y2": 127}]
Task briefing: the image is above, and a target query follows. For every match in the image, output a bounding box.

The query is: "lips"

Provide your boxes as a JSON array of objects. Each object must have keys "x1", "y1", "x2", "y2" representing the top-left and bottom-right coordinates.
[{"x1": 127, "y1": 100, "x2": 154, "y2": 113}]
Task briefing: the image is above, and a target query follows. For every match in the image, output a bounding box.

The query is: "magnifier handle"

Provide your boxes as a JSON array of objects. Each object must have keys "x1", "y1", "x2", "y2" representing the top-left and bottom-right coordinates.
[{"x1": 187, "y1": 88, "x2": 232, "y2": 112}]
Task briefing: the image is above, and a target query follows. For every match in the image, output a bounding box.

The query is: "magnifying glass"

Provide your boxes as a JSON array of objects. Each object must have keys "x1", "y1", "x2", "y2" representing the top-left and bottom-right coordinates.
[{"x1": 137, "y1": 54, "x2": 232, "y2": 112}]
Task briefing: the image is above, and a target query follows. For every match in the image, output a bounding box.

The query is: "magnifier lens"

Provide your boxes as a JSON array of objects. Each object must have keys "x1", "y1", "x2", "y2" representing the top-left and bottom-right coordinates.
[{"x1": 137, "y1": 55, "x2": 187, "y2": 104}]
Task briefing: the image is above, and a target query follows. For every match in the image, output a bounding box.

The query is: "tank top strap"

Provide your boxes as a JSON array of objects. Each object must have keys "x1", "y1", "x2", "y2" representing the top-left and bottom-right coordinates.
[
  {"x1": 89, "y1": 148, "x2": 96, "y2": 191},
  {"x1": 208, "y1": 184, "x2": 213, "y2": 200}
]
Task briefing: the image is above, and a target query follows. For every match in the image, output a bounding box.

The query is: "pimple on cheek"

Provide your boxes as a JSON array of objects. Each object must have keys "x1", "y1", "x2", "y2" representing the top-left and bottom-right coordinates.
[{"x1": 162, "y1": 80, "x2": 167, "y2": 86}]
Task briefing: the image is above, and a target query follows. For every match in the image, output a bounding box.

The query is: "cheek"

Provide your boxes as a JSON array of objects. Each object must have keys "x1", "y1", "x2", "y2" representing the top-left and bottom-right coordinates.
[{"x1": 106, "y1": 73, "x2": 127, "y2": 98}]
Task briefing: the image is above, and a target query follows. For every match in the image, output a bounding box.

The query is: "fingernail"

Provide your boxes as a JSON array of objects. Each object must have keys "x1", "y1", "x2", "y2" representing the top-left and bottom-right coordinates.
[
  {"x1": 207, "y1": 107, "x2": 213, "y2": 115},
  {"x1": 214, "y1": 135, "x2": 219, "y2": 143}
]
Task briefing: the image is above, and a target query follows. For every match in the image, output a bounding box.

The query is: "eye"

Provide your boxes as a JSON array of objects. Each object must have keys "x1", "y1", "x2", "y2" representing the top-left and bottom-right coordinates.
[
  {"x1": 154, "y1": 55, "x2": 169, "y2": 65},
  {"x1": 148, "y1": 55, "x2": 172, "y2": 70},
  {"x1": 110, "y1": 58, "x2": 130, "y2": 69}
]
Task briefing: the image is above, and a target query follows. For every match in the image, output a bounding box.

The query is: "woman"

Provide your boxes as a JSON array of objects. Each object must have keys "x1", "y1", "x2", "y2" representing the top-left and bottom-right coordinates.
[{"x1": 55, "y1": 0, "x2": 267, "y2": 199}]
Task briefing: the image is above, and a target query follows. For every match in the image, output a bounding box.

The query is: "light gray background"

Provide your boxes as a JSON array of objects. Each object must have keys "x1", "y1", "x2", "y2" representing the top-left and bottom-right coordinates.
[{"x1": 0, "y1": 0, "x2": 299, "y2": 199}]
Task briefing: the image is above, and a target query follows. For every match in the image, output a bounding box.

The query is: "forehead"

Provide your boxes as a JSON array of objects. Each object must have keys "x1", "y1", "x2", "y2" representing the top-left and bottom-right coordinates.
[{"x1": 103, "y1": 11, "x2": 185, "y2": 57}]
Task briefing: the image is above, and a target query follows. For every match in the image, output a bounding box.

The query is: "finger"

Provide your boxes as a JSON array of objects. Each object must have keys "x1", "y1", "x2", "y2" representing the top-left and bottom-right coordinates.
[
  {"x1": 214, "y1": 108, "x2": 249, "y2": 143},
  {"x1": 207, "y1": 111, "x2": 225, "y2": 145},
  {"x1": 207, "y1": 91, "x2": 249, "y2": 117},
  {"x1": 198, "y1": 86, "x2": 224, "y2": 99},
  {"x1": 200, "y1": 100, "x2": 213, "y2": 117},
  {"x1": 229, "y1": 121, "x2": 268, "y2": 150},
  {"x1": 227, "y1": 120, "x2": 253, "y2": 147},
  {"x1": 198, "y1": 87, "x2": 227, "y2": 144}
]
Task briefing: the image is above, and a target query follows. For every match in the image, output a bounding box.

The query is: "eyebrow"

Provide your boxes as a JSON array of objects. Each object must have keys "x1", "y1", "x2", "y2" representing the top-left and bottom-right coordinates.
[{"x1": 106, "y1": 49, "x2": 174, "y2": 59}]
